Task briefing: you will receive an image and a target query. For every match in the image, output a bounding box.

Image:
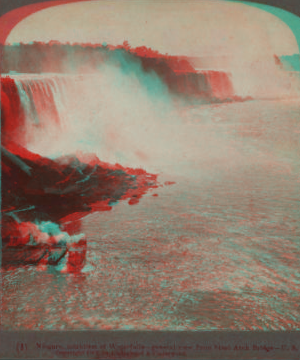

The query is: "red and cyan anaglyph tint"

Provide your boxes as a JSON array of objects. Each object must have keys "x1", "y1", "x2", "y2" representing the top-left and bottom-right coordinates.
[{"x1": 1, "y1": 0, "x2": 300, "y2": 330}]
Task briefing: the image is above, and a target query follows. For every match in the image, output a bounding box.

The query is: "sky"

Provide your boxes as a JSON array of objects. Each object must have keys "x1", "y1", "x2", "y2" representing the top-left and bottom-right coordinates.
[{"x1": 6, "y1": 0, "x2": 299, "y2": 62}]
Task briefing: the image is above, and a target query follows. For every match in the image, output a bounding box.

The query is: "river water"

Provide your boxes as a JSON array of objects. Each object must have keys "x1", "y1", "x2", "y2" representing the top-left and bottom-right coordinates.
[{"x1": 2, "y1": 98, "x2": 300, "y2": 330}]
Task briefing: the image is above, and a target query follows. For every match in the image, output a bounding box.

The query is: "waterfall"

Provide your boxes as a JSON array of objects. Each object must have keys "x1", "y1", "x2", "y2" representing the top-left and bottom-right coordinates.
[
  {"x1": 14, "y1": 76, "x2": 62, "y2": 127},
  {"x1": 1, "y1": 69, "x2": 240, "y2": 172},
  {"x1": 204, "y1": 71, "x2": 235, "y2": 100}
]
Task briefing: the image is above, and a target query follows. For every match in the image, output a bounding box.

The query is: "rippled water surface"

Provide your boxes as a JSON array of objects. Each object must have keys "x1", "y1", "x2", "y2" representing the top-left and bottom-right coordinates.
[{"x1": 2, "y1": 99, "x2": 300, "y2": 330}]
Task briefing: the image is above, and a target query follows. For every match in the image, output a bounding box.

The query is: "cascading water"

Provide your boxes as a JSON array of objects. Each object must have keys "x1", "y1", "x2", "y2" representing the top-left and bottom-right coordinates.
[
  {"x1": 1, "y1": 68, "x2": 240, "y2": 174},
  {"x1": 2, "y1": 60, "x2": 299, "y2": 179},
  {"x1": 2, "y1": 72, "x2": 171, "y2": 168},
  {"x1": 204, "y1": 71, "x2": 235, "y2": 100},
  {"x1": 15, "y1": 77, "x2": 62, "y2": 125}
]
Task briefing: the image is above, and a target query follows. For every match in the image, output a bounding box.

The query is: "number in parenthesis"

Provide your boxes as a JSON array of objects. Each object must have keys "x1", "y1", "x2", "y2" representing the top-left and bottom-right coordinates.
[{"x1": 16, "y1": 342, "x2": 28, "y2": 353}]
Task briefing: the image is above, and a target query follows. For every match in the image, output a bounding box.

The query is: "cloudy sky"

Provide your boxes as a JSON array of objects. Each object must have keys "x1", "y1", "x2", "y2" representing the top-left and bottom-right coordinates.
[{"x1": 6, "y1": 0, "x2": 299, "y2": 61}]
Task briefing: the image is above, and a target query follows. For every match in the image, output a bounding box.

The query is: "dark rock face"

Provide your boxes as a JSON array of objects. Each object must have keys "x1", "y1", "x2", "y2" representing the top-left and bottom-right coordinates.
[{"x1": 1, "y1": 145, "x2": 158, "y2": 270}]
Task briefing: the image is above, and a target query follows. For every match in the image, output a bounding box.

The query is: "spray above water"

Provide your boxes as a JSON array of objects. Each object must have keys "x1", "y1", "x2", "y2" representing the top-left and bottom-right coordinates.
[{"x1": 2, "y1": 43, "x2": 300, "y2": 273}]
